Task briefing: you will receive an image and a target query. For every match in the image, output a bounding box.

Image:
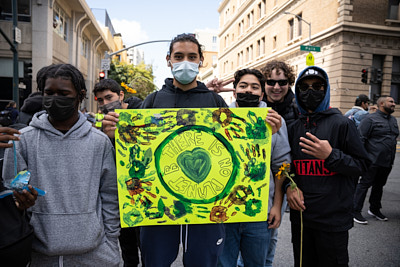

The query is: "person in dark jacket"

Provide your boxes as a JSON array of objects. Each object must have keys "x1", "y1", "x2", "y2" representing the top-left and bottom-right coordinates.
[
  {"x1": 93, "y1": 78, "x2": 142, "y2": 114},
  {"x1": 17, "y1": 92, "x2": 43, "y2": 126},
  {"x1": 285, "y1": 66, "x2": 370, "y2": 267},
  {"x1": 261, "y1": 60, "x2": 299, "y2": 127},
  {"x1": 93, "y1": 78, "x2": 143, "y2": 267},
  {"x1": 103, "y1": 34, "x2": 230, "y2": 267},
  {"x1": 4, "y1": 101, "x2": 19, "y2": 125},
  {"x1": 353, "y1": 96, "x2": 398, "y2": 224}
]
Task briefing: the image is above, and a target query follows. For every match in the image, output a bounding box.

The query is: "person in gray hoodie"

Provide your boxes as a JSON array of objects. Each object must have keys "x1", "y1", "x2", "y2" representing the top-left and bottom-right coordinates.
[
  {"x1": 218, "y1": 68, "x2": 291, "y2": 267},
  {"x1": 2, "y1": 64, "x2": 120, "y2": 266}
]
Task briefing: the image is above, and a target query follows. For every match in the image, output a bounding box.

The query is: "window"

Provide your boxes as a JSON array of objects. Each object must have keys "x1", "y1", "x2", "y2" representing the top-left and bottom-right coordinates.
[
  {"x1": 212, "y1": 36, "x2": 217, "y2": 43},
  {"x1": 390, "y1": 56, "x2": 400, "y2": 104},
  {"x1": 239, "y1": 20, "x2": 244, "y2": 35},
  {"x1": 249, "y1": 11, "x2": 254, "y2": 27},
  {"x1": 297, "y1": 13, "x2": 303, "y2": 37},
  {"x1": 257, "y1": 40, "x2": 261, "y2": 57},
  {"x1": 258, "y1": 0, "x2": 266, "y2": 19},
  {"x1": 53, "y1": 4, "x2": 68, "y2": 41},
  {"x1": 388, "y1": 0, "x2": 400, "y2": 20},
  {"x1": 249, "y1": 45, "x2": 253, "y2": 61},
  {"x1": 0, "y1": 0, "x2": 31, "y2": 22},
  {"x1": 261, "y1": 37, "x2": 265, "y2": 54},
  {"x1": 81, "y1": 36, "x2": 89, "y2": 58},
  {"x1": 273, "y1": 36, "x2": 277, "y2": 50},
  {"x1": 288, "y1": 18, "x2": 294, "y2": 40}
]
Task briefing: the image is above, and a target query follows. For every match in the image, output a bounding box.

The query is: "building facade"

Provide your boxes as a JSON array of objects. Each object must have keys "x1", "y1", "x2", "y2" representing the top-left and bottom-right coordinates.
[
  {"x1": 0, "y1": 0, "x2": 122, "y2": 112},
  {"x1": 218, "y1": 0, "x2": 400, "y2": 116}
]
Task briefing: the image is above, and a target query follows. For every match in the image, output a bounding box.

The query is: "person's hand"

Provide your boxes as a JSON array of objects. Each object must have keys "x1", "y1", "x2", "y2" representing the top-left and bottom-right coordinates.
[
  {"x1": 265, "y1": 109, "x2": 281, "y2": 135},
  {"x1": 299, "y1": 132, "x2": 332, "y2": 159},
  {"x1": 14, "y1": 185, "x2": 38, "y2": 210},
  {"x1": 206, "y1": 78, "x2": 235, "y2": 93},
  {"x1": 268, "y1": 204, "x2": 282, "y2": 229},
  {"x1": 102, "y1": 112, "x2": 119, "y2": 139},
  {"x1": 287, "y1": 186, "x2": 305, "y2": 211},
  {"x1": 0, "y1": 127, "x2": 20, "y2": 148}
]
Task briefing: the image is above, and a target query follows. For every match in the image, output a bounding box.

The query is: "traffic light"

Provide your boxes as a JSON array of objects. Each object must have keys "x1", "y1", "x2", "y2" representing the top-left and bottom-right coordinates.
[
  {"x1": 99, "y1": 71, "x2": 105, "y2": 80},
  {"x1": 24, "y1": 62, "x2": 32, "y2": 80},
  {"x1": 361, "y1": 68, "x2": 368, "y2": 84},
  {"x1": 376, "y1": 68, "x2": 382, "y2": 83}
]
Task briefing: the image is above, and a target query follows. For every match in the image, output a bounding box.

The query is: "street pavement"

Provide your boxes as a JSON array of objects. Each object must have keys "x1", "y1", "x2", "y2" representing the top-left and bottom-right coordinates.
[{"x1": 136, "y1": 152, "x2": 400, "y2": 267}]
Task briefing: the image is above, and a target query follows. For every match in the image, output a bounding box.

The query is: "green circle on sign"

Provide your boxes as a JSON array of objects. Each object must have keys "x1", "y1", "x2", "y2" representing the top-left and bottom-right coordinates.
[{"x1": 154, "y1": 125, "x2": 239, "y2": 204}]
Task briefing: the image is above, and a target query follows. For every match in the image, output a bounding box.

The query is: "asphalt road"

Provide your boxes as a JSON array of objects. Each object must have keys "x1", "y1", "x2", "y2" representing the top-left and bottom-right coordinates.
[{"x1": 136, "y1": 152, "x2": 400, "y2": 267}]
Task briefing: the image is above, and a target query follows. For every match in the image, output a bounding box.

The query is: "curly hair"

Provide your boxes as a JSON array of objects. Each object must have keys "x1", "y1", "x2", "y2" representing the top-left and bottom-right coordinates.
[
  {"x1": 261, "y1": 60, "x2": 295, "y2": 86},
  {"x1": 233, "y1": 68, "x2": 266, "y2": 93},
  {"x1": 37, "y1": 64, "x2": 87, "y2": 103}
]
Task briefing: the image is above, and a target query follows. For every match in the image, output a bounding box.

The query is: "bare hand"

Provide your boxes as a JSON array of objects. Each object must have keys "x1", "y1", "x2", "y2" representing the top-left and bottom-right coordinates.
[
  {"x1": 0, "y1": 127, "x2": 20, "y2": 148},
  {"x1": 102, "y1": 112, "x2": 119, "y2": 139},
  {"x1": 14, "y1": 185, "x2": 38, "y2": 210},
  {"x1": 206, "y1": 78, "x2": 235, "y2": 93},
  {"x1": 268, "y1": 204, "x2": 282, "y2": 229},
  {"x1": 286, "y1": 186, "x2": 306, "y2": 211},
  {"x1": 299, "y1": 132, "x2": 332, "y2": 159},
  {"x1": 265, "y1": 109, "x2": 282, "y2": 135}
]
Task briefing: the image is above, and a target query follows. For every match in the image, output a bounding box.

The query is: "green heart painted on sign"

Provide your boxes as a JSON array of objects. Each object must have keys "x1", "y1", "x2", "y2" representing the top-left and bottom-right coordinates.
[{"x1": 177, "y1": 148, "x2": 212, "y2": 184}]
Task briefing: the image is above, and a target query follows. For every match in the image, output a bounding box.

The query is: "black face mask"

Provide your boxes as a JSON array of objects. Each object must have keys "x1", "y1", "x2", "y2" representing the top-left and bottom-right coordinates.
[
  {"x1": 100, "y1": 100, "x2": 122, "y2": 114},
  {"x1": 298, "y1": 90, "x2": 325, "y2": 112},
  {"x1": 43, "y1": 95, "x2": 77, "y2": 121},
  {"x1": 236, "y1": 93, "x2": 260, "y2": 107}
]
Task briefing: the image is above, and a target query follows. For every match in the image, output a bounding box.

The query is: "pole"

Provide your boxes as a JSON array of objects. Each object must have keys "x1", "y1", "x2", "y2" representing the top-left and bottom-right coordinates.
[
  {"x1": 104, "y1": 40, "x2": 171, "y2": 78},
  {"x1": 284, "y1": 11, "x2": 311, "y2": 46},
  {"x1": 12, "y1": 0, "x2": 19, "y2": 107}
]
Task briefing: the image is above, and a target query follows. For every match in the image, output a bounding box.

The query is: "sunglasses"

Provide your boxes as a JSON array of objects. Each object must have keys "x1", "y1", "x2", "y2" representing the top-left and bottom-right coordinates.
[
  {"x1": 266, "y1": 79, "x2": 289, "y2": 86},
  {"x1": 298, "y1": 83, "x2": 325, "y2": 92}
]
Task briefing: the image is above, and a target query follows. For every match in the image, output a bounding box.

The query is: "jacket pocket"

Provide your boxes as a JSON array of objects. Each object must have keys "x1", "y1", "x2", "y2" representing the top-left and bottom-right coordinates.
[{"x1": 30, "y1": 211, "x2": 104, "y2": 256}]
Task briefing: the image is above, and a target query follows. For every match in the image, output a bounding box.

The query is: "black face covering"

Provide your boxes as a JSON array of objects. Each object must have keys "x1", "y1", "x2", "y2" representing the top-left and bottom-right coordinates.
[
  {"x1": 43, "y1": 95, "x2": 77, "y2": 121},
  {"x1": 298, "y1": 90, "x2": 325, "y2": 112},
  {"x1": 236, "y1": 93, "x2": 260, "y2": 107},
  {"x1": 99, "y1": 100, "x2": 122, "y2": 114}
]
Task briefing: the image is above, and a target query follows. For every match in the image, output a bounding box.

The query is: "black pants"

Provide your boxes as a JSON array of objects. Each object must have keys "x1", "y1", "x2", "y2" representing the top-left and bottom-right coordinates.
[
  {"x1": 119, "y1": 227, "x2": 142, "y2": 267},
  {"x1": 353, "y1": 165, "x2": 392, "y2": 212},
  {"x1": 291, "y1": 224, "x2": 349, "y2": 267}
]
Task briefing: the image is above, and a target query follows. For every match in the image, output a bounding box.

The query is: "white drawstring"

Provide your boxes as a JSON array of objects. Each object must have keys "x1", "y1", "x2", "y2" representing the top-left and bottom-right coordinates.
[
  {"x1": 180, "y1": 224, "x2": 183, "y2": 251},
  {"x1": 185, "y1": 224, "x2": 188, "y2": 253},
  {"x1": 59, "y1": 256, "x2": 63, "y2": 267}
]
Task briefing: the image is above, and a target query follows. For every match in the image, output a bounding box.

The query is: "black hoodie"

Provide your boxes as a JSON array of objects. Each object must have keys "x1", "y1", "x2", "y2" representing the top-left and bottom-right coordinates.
[
  {"x1": 141, "y1": 78, "x2": 227, "y2": 108},
  {"x1": 288, "y1": 67, "x2": 370, "y2": 232}
]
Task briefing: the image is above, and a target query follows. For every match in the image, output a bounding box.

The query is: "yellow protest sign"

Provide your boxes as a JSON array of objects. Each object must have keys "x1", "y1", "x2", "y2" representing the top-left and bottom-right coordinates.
[{"x1": 115, "y1": 108, "x2": 272, "y2": 227}]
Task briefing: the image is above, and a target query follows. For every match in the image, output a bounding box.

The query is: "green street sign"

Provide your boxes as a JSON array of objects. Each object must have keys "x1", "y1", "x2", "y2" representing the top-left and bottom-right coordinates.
[{"x1": 300, "y1": 45, "x2": 321, "y2": 52}]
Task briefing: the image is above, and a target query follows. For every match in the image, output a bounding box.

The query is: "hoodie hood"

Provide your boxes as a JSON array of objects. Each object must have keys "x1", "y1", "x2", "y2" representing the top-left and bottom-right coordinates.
[
  {"x1": 20, "y1": 94, "x2": 43, "y2": 114},
  {"x1": 294, "y1": 66, "x2": 330, "y2": 115},
  {"x1": 124, "y1": 96, "x2": 143, "y2": 109},
  {"x1": 30, "y1": 110, "x2": 93, "y2": 138},
  {"x1": 163, "y1": 78, "x2": 211, "y2": 94}
]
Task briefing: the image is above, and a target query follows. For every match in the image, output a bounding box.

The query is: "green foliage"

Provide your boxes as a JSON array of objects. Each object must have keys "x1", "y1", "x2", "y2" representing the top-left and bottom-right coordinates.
[{"x1": 108, "y1": 60, "x2": 157, "y2": 100}]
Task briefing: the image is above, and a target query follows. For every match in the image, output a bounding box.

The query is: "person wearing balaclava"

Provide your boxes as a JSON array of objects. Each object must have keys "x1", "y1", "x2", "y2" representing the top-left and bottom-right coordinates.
[
  {"x1": 218, "y1": 68, "x2": 291, "y2": 267},
  {"x1": 284, "y1": 66, "x2": 370, "y2": 266}
]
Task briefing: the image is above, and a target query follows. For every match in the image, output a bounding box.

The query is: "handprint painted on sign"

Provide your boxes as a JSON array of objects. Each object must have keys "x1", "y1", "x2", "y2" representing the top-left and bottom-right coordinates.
[{"x1": 115, "y1": 108, "x2": 272, "y2": 227}]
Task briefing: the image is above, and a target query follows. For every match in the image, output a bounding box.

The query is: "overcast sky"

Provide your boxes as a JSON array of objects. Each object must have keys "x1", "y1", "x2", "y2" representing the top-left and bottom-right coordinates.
[{"x1": 86, "y1": 0, "x2": 221, "y2": 89}]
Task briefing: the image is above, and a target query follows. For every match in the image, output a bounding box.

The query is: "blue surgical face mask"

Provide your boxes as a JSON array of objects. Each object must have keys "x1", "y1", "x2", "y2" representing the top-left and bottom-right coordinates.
[{"x1": 170, "y1": 61, "x2": 200, "y2": 85}]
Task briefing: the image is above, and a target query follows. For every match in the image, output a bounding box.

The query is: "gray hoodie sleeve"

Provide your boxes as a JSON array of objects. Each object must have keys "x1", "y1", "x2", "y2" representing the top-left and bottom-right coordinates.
[
  {"x1": 270, "y1": 118, "x2": 292, "y2": 175},
  {"x1": 100, "y1": 143, "x2": 120, "y2": 240}
]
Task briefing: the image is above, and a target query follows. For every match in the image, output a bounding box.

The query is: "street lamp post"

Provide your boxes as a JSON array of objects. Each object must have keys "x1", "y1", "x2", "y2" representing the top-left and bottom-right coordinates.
[
  {"x1": 284, "y1": 11, "x2": 311, "y2": 46},
  {"x1": 103, "y1": 40, "x2": 171, "y2": 78}
]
